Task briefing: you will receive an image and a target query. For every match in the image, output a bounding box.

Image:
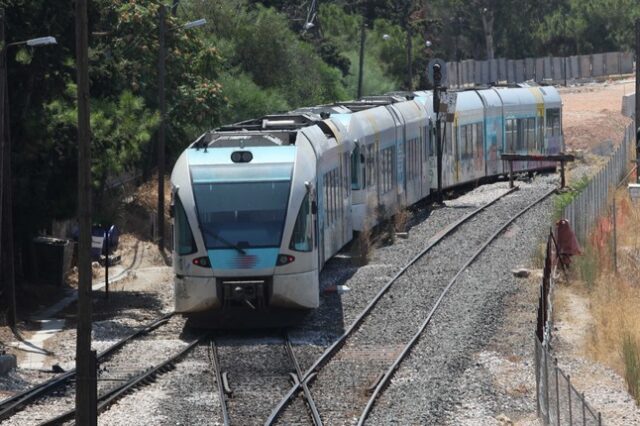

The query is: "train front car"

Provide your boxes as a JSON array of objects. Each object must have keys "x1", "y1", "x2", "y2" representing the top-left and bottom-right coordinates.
[{"x1": 170, "y1": 114, "x2": 337, "y2": 316}]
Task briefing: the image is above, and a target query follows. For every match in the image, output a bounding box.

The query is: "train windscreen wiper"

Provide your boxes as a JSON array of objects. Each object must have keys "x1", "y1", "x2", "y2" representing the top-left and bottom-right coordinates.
[{"x1": 201, "y1": 227, "x2": 247, "y2": 255}]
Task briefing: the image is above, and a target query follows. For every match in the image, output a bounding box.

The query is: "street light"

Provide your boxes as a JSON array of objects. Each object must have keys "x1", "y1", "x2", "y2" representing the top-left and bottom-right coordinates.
[
  {"x1": 157, "y1": 7, "x2": 206, "y2": 253},
  {"x1": 25, "y1": 36, "x2": 57, "y2": 47},
  {"x1": 0, "y1": 23, "x2": 57, "y2": 329},
  {"x1": 183, "y1": 18, "x2": 206, "y2": 30}
]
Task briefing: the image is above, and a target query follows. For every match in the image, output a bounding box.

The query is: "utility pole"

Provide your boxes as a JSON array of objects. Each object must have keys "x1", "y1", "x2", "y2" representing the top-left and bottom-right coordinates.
[
  {"x1": 635, "y1": 19, "x2": 640, "y2": 183},
  {"x1": 157, "y1": 5, "x2": 167, "y2": 253},
  {"x1": 406, "y1": 23, "x2": 413, "y2": 91},
  {"x1": 0, "y1": 8, "x2": 16, "y2": 329},
  {"x1": 76, "y1": 0, "x2": 97, "y2": 423}
]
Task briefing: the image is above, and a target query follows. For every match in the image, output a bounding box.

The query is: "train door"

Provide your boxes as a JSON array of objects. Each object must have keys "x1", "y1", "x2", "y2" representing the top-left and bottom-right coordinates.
[
  {"x1": 317, "y1": 171, "x2": 325, "y2": 266},
  {"x1": 387, "y1": 106, "x2": 406, "y2": 207},
  {"x1": 421, "y1": 123, "x2": 430, "y2": 199}
]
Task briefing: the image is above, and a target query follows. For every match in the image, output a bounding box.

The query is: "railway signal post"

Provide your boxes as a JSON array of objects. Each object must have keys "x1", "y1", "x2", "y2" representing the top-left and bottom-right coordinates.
[{"x1": 428, "y1": 58, "x2": 447, "y2": 204}]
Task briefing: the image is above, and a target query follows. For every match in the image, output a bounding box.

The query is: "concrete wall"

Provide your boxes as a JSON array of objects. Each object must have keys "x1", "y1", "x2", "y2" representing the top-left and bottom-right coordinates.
[
  {"x1": 446, "y1": 51, "x2": 634, "y2": 88},
  {"x1": 622, "y1": 93, "x2": 635, "y2": 119}
]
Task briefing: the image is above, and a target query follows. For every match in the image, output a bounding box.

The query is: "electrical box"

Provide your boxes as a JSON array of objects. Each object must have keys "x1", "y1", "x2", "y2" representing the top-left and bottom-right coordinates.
[{"x1": 628, "y1": 183, "x2": 640, "y2": 201}]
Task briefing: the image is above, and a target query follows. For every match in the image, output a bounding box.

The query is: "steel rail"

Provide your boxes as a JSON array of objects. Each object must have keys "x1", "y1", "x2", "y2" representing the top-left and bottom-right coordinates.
[
  {"x1": 0, "y1": 312, "x2": 174, "y2": 421},
  {"x1": 283, "y1": 331, "x2": 323, "y2": 426},
  {"x1": 357, "y1": 186, "x2": 557, "y2": 425},
  {"x1": 209, "y1": 339, "x2": 231, "y2": 426},
  {"x1": 38, "y1": 333, "x2": 207, "y2": 426},
  {"x1": 264, "y1": 186, "x2": 519, "y2": 425}
]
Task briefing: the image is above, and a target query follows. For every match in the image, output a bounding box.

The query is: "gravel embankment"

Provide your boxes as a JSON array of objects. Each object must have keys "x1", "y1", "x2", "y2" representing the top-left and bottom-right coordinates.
[{"x1": 367, "y1": 188, "x2": 555, "y2": 424}]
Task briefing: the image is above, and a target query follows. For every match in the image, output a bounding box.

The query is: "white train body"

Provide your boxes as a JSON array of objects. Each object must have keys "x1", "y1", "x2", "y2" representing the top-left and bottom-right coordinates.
[{"x1": 171, "y1": 85, "x2": 563, "y2": 314}]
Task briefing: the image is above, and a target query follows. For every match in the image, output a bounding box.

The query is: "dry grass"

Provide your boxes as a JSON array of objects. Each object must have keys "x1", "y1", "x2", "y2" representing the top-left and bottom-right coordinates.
[
  {"x1": 570, "y1": 187, "x2": 640, "y2": 404},
  {"x1": 393, "y1": 207, "x2": 411, "y2": 233}
]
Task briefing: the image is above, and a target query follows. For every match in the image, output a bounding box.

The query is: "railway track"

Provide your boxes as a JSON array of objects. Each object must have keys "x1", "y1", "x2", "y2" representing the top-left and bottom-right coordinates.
[
  {"x1": 209, "y1": 330, "x2": 321, "y2": 426},
  {"x1": 0, "y1": 312, "x2": 190, "y2": 424},
  {"x1": 266, "y1": 185, "x2": 556, "y2": 425}
]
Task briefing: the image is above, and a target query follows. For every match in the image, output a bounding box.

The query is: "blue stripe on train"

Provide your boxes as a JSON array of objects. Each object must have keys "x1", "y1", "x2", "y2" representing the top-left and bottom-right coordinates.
[{"x1": 207, "y1": 248, "x2": 280, "y2": 270}]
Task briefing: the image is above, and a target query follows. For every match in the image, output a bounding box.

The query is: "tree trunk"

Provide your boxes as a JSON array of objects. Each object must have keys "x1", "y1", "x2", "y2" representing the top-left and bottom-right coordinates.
[{"x1": 481, "y1": 9, "x2": 495, "y2": 60}]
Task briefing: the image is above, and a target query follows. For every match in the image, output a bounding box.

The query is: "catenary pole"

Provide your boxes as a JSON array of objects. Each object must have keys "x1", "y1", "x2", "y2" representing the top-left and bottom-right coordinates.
[
  {"x1": 75, "y1": 0, "x2": 97, "y2": 423},
  {"x1": 357, "y1": 14, "x2": 365, "y2": 99},
  {"x1": 0, "y1": 8, "x2": 16, "y2": 328}
]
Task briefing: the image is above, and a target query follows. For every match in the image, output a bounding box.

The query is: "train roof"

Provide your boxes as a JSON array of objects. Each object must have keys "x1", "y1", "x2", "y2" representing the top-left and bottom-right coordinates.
[{"x1": 193, "y1": 113, "x2": 346, "y2": 149}]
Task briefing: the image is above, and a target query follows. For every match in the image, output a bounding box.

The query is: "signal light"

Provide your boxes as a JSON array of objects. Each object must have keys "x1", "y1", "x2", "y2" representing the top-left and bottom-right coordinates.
[
  {"x1": 433, "y1": 64, "x2": 442, "y2": 83},
  {"x1": 193, "y1": 256, "x2": 211, "y2": 267},
  {"x1": 276, "y1": 254, "x2": 295, "y2": 266}
]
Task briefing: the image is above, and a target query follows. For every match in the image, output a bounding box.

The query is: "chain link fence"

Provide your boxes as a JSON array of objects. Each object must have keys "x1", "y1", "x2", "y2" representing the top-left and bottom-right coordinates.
[
  {"x1": 535, "y1": 230, "x2": 603, "y2": 425},
  {"x1": 562, "y1": 123, "x2": 634, "y2": 245}
]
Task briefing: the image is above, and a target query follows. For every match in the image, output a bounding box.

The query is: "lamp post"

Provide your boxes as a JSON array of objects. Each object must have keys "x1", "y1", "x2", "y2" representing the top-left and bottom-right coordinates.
[
  {"x1": 0, "y1": 8, "x2": 56, "y2": 328},
  {"x1": 157, "y1": 8, "x2": 206, "y2": 253}
]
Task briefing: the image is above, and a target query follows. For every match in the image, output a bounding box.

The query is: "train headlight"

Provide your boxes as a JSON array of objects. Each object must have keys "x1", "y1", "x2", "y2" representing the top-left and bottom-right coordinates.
[
  {"x1": 231, "y1": 151, "x2": 253, "y2": 163},
  {"x1": 276, "y1": 254, "x2": 295, "y2": 266},
  {"x1": 192, "y1": 256, "x2": 211, "y2": 267}
]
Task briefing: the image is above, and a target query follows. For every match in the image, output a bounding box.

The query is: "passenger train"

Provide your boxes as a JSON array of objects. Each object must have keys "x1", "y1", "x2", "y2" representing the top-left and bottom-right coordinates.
[{"x1": 170, "y1": 85, "x2": 563, "y2": 314}]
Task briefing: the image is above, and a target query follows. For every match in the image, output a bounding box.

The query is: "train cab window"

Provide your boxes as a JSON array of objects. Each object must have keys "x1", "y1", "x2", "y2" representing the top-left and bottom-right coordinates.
[
  {"x1": 289, "y1": 192, "x2": 312, "y2": 252},
  {"x1": 174, "y1": 195, "x2": 197, "y2": 255},
  {"x1": 546, "y1": 108, "x2": 562, "y2": 137}
]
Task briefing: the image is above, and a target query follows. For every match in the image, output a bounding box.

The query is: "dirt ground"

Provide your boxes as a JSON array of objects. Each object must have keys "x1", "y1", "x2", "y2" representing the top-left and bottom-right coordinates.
[{"x1": 559, "y1": 79, "x2": 634, "y2": 153}]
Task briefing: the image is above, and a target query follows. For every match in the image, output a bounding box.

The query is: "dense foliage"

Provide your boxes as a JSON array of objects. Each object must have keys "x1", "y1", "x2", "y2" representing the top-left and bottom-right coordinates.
[{"x1": 2, "y1": 0, "x2": 639, "y2": 274}]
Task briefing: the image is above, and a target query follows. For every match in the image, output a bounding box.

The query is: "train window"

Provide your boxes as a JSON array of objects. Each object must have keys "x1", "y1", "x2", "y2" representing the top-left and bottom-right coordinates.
[
  {"x1": 476, "y1": 123, "x2": 484, "y2": 159},
  {"x1": 351, "y1": 147, "x2": 361, "y2": 190},
  {"x1": 537, "y1": 118, "x2": 544, "y2": 151},
  {"x1": 505, "y1": 119, "x2": 514, "y2": 152},
  {"x1": 527, "y1": 118, "x2": 536, "y2": 150},
  {"x1": 444, "y1": 123, "x2": 451, "y2": 155},
  {"x1": 379, "y1": 146, "x2": 395, "y2": 194},
  {"x1": 174, "y1": 196, "x2": 197, "y2": 255},
  {"x1": 323, "y1": 174, "x2": 329, "y2": 225},
  {"x1": 367, "y1": 145, "x2": 376, "y2": 188},
  {"x1": 289, "y1": 192, "x2": 312, "y2": 252}
]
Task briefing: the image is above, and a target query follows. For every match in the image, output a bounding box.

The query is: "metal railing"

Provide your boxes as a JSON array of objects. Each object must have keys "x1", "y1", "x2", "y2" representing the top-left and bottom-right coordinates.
[
  {"x1": 535, "y1": 231, "x2": 603, "y2": 425},
  {"x1": 535, "y1": 337, "x2": 603, "y2": 426},
  {"x1": 562, "y1": 123, "x2": 634, "y2": 245}
]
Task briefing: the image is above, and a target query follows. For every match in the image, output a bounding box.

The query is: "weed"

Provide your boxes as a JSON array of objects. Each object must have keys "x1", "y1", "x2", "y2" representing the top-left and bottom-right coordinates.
[
  {"x1": 622, "y1": 334, "x2": 640, "y2": 403},
  {"x1": 554, "y1": 176, "x2": 590, "y2": 219},
  {"x1": 393, "y1": 208, "x2": 409, "y2": 233},
  {"x1": 575, "y1": 244, "x2": 599, "y2": 289}
]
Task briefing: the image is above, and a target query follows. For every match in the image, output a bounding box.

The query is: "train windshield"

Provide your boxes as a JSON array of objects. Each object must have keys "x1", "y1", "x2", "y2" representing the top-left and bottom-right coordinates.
[{"x1": 191, "y1": 165, "x2": 292, "y2": 249}]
